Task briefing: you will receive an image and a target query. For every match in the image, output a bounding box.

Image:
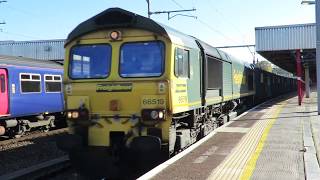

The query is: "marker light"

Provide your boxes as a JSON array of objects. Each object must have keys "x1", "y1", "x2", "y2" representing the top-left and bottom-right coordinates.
[
  {"x1": 158, "y1": 111, "x2": 164, "y2": 119},
  {"x1": 109, "y1": 31, "x2": 122, "y2": 41},
  {"x1": 67, "y1": 111, "x2": 79, "y2": 119},
  {"x1": 150, "y1": 110, "x2": 159, "y2": 119},
  {"x1": 72, "y1": 112, "x2": 79, "y2": 119},
  {"x1": 141, "y1": 109, "x2": 166, "y2": 121}
]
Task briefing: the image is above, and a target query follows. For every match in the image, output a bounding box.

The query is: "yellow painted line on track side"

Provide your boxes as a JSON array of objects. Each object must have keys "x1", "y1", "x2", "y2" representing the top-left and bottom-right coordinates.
[{"x1": 240, "y1": 101, "x2": 286, "y2": 180}]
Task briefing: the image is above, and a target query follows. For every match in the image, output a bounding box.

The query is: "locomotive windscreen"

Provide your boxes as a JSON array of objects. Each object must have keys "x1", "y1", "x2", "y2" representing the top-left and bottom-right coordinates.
[{"x1": 69, "y1": 44, "x2": 112, "y2": 79}]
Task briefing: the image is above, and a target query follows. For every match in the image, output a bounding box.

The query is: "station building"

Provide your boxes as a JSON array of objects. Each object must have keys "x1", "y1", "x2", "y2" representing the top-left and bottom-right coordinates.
[
  {"x1": 255, "y1": 23, "x2": 316, "y2": 102},
  {"x1": 0, "y1": 39, "x2": 65, "y2": 63}
]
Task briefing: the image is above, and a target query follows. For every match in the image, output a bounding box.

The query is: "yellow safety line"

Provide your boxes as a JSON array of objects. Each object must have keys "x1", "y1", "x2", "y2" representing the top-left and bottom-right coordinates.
[{"x1": 240, "y1": 101, "x2": 286, "y2": 180}]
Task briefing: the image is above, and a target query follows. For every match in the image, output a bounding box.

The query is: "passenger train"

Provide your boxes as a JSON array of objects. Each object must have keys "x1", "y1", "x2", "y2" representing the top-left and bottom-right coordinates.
[
  {"x1": 0, "y1": 55, "x2": 64, "y2": 137},
  {"x1": 57, "y1": 8, "x2": 296, "y2": 178}
]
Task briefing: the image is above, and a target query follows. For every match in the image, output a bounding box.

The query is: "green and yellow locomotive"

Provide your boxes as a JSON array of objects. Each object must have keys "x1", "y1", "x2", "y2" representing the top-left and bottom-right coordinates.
[{"x1": 59, "y1": 8, "x2": 256, "y2": 178}]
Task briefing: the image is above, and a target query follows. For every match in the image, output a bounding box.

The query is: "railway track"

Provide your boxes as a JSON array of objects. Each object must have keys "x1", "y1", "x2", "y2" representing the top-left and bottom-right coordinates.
[
  {"x1": 0, "y1": 156, "x2": 70, "y2": 180},
  {"x1": 0, "y1": 128, "x2": 69, "y2": 177},
  {"x1": 0, "y1": 128, "x2": 68, "y2": 146}
]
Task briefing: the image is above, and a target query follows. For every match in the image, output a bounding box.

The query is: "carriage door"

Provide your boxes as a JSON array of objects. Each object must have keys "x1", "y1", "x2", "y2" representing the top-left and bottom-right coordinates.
[{"x1": 0, "y1": 69, "x2": 8, "y2": 115}]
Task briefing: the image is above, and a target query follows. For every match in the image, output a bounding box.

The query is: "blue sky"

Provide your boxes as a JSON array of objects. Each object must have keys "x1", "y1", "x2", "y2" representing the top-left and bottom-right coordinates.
[{"x1": 0, "y1": 0, "x2": 315, "y2": 62}]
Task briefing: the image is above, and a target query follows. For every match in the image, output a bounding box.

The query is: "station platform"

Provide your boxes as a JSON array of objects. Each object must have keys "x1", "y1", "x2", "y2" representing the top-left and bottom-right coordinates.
[{"x1": 138, "y1": 92, "x2": 320, "y2": 180}]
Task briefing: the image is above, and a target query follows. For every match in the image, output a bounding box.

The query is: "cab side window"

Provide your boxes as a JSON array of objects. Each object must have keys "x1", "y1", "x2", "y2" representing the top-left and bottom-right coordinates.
[{"x1": 174, "y1": 47, "x2": 189, "y2": 78}]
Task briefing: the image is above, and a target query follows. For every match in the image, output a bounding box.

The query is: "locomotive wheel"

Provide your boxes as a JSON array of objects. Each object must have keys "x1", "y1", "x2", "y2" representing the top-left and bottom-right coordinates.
[
  {"x1": 128, "y1": 136, "x2": 162, "y2": 176},
  {"x1": 42, "y1": 125, "x2": 50, "y2": 132},
  {"x1": 14, "y1": 126, "x2": 26, "y2": 138},
  {"x1": 8, "y1": 125, "x2": 26, "y2": 138}
]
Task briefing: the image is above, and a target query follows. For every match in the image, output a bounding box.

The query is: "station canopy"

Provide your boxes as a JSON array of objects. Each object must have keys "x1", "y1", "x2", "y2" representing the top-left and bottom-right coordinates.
[{"x1": 255, "y1": 23, "x2": 316, "y2": 74}]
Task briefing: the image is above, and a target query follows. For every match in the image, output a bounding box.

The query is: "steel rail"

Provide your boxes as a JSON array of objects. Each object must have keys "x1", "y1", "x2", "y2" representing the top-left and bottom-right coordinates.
[
  {"x1": 0, "y1": 128, "x2": 68, "y2": 146},
  {"x1": 0, "y1": 156, "x2": 70, "y2": 180}
]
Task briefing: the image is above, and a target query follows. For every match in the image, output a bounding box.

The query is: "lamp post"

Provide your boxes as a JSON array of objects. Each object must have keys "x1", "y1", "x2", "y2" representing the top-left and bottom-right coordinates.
[
  {"x1": 317, "y1": 0, "x2": 320, "y2": 114},
  {"x1": 302, "y1": 0, "x2": 320, "y2": 113}
]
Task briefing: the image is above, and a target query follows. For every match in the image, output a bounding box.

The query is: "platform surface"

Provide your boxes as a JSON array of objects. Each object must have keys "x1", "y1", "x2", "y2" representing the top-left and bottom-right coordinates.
[{"x1": 140, "y1": 92, "x2": 320, "y2": 180}]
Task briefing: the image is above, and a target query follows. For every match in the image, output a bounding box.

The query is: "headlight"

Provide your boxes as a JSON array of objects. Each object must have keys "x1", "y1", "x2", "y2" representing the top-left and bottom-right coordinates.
[
  {"x1": 141, "y1": 109, "x2": 166, "y2": 121},
  {"x1": 67, "y1": 109, "x2": 89, "y2": 121},
  {"x1": 67, "y1": 111, "x2": 79, "y2": 119},
  {"x1": 158, "y1": 111, "x2": 164, "y2": 119},
  {"x1": 67, "y1": 112, "x2": 72, "y2": 119}
]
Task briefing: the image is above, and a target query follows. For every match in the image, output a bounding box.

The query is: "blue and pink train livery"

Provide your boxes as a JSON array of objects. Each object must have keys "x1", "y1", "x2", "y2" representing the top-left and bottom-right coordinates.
[{"x1": 0, "y1": 55, "x2": 64, "y2": 137}]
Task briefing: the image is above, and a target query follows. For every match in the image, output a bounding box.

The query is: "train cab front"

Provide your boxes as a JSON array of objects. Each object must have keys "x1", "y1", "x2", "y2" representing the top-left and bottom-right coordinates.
[{"x1": 58, "y1": 24, "x2": 173, "y2": 178}]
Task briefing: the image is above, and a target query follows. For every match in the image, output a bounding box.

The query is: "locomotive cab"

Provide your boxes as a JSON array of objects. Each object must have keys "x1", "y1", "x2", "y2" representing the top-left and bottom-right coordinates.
[{"x1": 65, "y1": 31, "x2": 172, "y2": 144}]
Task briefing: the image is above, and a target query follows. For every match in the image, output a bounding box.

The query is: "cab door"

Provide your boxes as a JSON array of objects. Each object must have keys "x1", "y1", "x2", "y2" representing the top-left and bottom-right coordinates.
[{"x1": 0, "y1": 69, "x2": 8, "y2": 115}]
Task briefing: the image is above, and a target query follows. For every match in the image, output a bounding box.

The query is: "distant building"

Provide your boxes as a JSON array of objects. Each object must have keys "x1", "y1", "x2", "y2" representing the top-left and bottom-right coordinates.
[
  {"x1": 0, "y1": 39, "x2": 65, "y2": 62},
  {"x1": 255, "y1": 23, "x2": 315, "y2": 73}
]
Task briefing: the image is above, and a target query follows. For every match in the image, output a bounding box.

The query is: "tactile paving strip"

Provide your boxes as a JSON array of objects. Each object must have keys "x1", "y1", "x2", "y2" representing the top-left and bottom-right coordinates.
[
  {"x1": 250, "y1": 98, "x2": 304, "y2": 180},
  {"x1": 207, "y1": 102, "x2": 285, "y2": 180}
]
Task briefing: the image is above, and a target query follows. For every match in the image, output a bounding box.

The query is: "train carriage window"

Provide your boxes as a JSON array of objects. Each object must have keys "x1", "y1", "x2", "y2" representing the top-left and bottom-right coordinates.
[
  {"x1": 20, "y1": 73, "x2": 41, "y2": 93},
  {"x1": 44, "y1": 75, "x2": 62, "y2": 93},
  {"x1": 174, "y1": 48, "x2": 189, "y2": 78},
  {"x1": 45, "y1": 76, "x2": 53, "y2": 80},
  {"x1": 21, "y1": 74, "x2": 30, "y2": 79},
  {"x1": 32, "y1": 75, "x2": 40, "y2": 80},
  {"x1": 0, "y1": 74, "x2": 5, "y2": 93}
]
